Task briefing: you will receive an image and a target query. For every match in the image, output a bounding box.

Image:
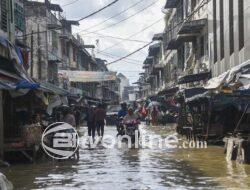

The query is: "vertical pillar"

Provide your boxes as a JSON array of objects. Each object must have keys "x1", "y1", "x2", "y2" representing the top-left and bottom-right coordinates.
[{"x1": 0, "y1": 91, "x2": 4, "y2": 159}]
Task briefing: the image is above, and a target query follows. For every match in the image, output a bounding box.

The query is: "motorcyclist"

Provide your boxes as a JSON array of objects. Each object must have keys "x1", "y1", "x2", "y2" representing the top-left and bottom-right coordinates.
[
  {"x1": 118, "y1": 102, "x2": 128, "y2": 118},
  {"x1": 116, "y1": 102, "x2": 127, "y2": 136},
  {"x1": 123, "y1": 107, "x2": 140, "y2": 143},
  {"x1": 123, "y1": 107, "x2": 139, "y2": 124}
]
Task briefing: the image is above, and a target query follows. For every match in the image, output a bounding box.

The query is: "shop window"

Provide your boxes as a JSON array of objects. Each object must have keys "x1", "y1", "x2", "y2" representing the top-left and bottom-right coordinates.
[{"x1": 14, "y1": 3, "x2": 25, "y2": 32}]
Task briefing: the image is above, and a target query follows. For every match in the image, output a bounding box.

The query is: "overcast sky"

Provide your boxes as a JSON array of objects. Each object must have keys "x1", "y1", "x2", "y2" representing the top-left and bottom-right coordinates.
[{"x1": 51, "y1": 0, "x2": 166, "y2": 84}]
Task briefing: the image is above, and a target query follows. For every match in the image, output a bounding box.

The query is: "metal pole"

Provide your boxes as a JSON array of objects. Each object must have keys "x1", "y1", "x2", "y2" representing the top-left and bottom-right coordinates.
[{"x1": 233, "y1": 102, "x2": 250, "y2": 135}]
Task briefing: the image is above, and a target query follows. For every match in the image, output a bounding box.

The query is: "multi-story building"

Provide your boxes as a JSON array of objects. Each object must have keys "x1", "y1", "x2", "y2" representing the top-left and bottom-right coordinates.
[
  {"x1": 24, "y1": 0, "x2": 63, "y2": 83},
  {"x1": 209, "y1": 0, "x2": 250, "y2": 77},
  {"x1": 163, "y1": 0, "x2": 250, "y2": 80},
  {"x1": 164, "y1": 0, "x2": 210, "y2": 82},
  {"x1": 117, "y1": 73, "x2": 130, "y2": 101}
]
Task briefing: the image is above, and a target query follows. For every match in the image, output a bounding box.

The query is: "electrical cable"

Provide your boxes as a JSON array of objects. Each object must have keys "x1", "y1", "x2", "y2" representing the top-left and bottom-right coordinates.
[
  {"x1": 76, "y1": 0, "x2": 146, "y2": 32},
  {"x1": 99, "y1": 51, "x2": 144, "y2": 63},
  {"x1": 105, "y1": 0, "x2": 211, "y2": 66},
  {"x1": 77, "y1": 0, "x2": 119, "y2": 22},
  {"x1": 99, "y1": 17, "x2": 163, "y2": 53},
  {"x1": 84, "y1": 32, "x2": 150, "y2": 43},
  {"x1": 80, "y1": 0, "x2": 160, "y2": 35},
  {"x1": 106, "y1": 41, "x2": 153, "y2": 65},
  {"x1": 62, "y1": 0, "x2": 80, "y2": 7},
  {"x1": 101, "y1": 53, "x2": 143, "y2": 65}
]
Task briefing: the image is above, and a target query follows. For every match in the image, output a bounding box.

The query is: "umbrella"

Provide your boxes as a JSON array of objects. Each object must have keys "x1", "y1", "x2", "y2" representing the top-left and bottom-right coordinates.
[{"x1": 148, "y1": 101, "x2": 160, "y2": 108}]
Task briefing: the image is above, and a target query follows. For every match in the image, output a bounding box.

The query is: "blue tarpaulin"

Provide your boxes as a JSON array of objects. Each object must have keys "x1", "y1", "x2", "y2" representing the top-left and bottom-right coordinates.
[
  {"x1": 15, "y1": 80, "x2": 40, "y2": 90},
  {"x1": 0, "y1": 36, "x2": 8, "y2": 47}
]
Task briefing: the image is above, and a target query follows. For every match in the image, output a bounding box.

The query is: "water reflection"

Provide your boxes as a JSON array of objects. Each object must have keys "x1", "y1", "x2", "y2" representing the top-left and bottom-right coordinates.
[{"x1": 1, "y1": 125, "x2": 250, "y2": 189}]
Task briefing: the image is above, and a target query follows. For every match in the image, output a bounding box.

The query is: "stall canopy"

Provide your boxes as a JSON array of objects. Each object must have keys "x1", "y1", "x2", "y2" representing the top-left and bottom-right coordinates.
[
  {"x1": 180, "y1": 87, "x2": 208, "y2": 100},
  {"x1": 59, "y1": 70, "x2": 117, "y2": 83},
  {"x1": 39, "y1": 80, "x2": 69, "y2": 95},
  {"x1": 178, "y1": 72, "x2": 211, "y2": 84},
  {"x1": 205, "y1": 60, "x2": 250, "y2": 90},
  {"x1": 158, "y1": 87, "x2": 179, "y2": 96}
]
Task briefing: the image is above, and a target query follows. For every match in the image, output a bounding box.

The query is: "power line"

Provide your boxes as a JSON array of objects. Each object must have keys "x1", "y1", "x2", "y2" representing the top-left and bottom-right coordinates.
[
  {"x1": 99, "y1": 51, "x2": 143, "y2": 63},
  {"x1": 84, "y1": 32, "x2": 150, "y2": 43},
  {"x1": 76, "y1": 0, "x2": 146, "y2": 33},
  {"x1": 104, "y1": 0, "x2": 210, "y2": 66},
  {"x1": 81, "y1": 0, "x2": 160, "y2": 35},
  {"x1": 106, "y1": 42, "x2": 153, "y2": 65},
  {"x1": 62, "y1": 0, "x2": 80, "y2": 7},
  {"x1": 100, "y1": 52, "x2": 143, "y2": 65},
  {"x1": 99, "y1": 17, "x2": 163, "y2": 53},
  {"x1": 77, "y1": 0, "x2": 119, "y2": 22}
]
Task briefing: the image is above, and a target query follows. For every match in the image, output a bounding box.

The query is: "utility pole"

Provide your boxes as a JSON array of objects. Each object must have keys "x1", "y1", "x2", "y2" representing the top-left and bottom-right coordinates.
[
  {"x1": 30, "y1": 30, "x2": 34, "y2": 77},
  {"x1": 37, "y1": 24, "x2": 42, "y2": 79}
]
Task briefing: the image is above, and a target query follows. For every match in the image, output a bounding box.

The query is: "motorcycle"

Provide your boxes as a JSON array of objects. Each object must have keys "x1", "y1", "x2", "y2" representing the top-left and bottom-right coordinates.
[
  {"x1": 123, "y1": 120, "x2": 140, "y2": 144},
  {"x1": 116, "y1": 117, "x2": 125, "y2": 136}
]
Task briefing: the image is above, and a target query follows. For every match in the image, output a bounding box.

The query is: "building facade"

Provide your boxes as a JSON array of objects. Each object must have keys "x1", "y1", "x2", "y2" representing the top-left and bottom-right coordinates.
[
  {"x1": 209, "y1": 0, "x2": 250, "y2": 77},
  {"x1": 117, "y1": 73, "x2": 130, "y2": 101}
]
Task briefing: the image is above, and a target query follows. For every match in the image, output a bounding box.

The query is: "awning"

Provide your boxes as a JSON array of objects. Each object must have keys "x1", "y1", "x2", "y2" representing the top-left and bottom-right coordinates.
[
  {"x1": 0, "y1": 71, "x2": 39, "y2": 90},
  {"x1": 186, "y1": 91, "x2": 210, "y2": 103},
  {"x1": 152, "y1": 33, "x2": 163, "y2": 41},
  {"x1": 16, "y1": 80, "x2": 40, "y2": 90},
  {"x1": 164, "y1": 0, "x2": 181, "y2": 8},
  {"x1": 39, "y1": 81, "x2": 69, "y2": 95},
  {"x1": 182, "y1": 87, "x2": 208, "y2": 99},
  {"x1": 158, "y1": 87, "x2": 179, "y2": 96},
  {"x1": 165, "y1": 38, "x2": 182, "y2": 50},
  {"x1": 178, "y1": 72, "x2": 211, "y2": 84},
  {"x1": 153, "y1": 64, "x2": 164, "y2": 70},
  {"x1": 61, "y1": 19, "x2": 80, "y2": 26},
  {"x1": 143, "y1": 64, "x2": 150, "y2": 69},
  {"x1": 205, "y1": 60, "x2": 250, "y2": 90},
  {"x1": 144, "y1": 56, "x2": 154, "y2": 65},
  {"x1": 0, "y1": 74, "x2": 17, "y2": 90},
  {"x1": 48, "y1": 3, "x2": 63, "y2": 12},
  {"x1": 149, "y1": 43, "x2": 161, "y2": 56}
]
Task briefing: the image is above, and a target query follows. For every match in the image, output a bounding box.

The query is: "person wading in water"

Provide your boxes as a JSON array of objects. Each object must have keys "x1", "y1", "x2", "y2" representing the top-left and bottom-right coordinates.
[
  {"x1": 86, "y1": 105, "x2": 96, "y2": 141},
  {"x1": 94, "y1": 103, "x2": 106, "y2": 139}
]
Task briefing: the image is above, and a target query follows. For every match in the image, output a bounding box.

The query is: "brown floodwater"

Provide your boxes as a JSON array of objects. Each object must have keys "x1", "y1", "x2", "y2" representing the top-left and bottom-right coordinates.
[{"x1": 1, "y1": 125, "x2": 250, "y2": 190}]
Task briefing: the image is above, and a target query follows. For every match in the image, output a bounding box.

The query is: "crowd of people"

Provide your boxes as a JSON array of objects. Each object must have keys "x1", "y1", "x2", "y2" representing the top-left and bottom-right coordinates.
[{"x1": 59, "y1": 100, "x2": 176, "y2": 142}]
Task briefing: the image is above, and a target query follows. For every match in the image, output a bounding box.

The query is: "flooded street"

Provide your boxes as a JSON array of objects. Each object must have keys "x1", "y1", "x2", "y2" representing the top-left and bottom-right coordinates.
[{"x1": 2, "y1": 125, "x2": 250, "y2": 190}]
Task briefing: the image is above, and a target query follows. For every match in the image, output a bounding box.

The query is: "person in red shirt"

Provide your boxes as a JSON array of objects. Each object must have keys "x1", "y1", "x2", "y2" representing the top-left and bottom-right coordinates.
[{"x1": 94, "y1": 103, "x2": 106, "y2": 137}]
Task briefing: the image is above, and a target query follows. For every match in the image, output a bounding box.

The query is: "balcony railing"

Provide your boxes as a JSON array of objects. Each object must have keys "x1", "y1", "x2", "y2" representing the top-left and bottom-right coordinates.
[
  {"x1": 177, "y1": 18, "x2": 207, "y2": 42},
  {"x1": 165, "y1": 7, "x2": 184, "y2": 50}
]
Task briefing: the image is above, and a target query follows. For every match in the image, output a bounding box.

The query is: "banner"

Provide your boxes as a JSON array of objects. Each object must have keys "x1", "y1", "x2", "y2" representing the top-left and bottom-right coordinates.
[{"x1": 59, "y1": 70, "x2": 117, "y2": 83}]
